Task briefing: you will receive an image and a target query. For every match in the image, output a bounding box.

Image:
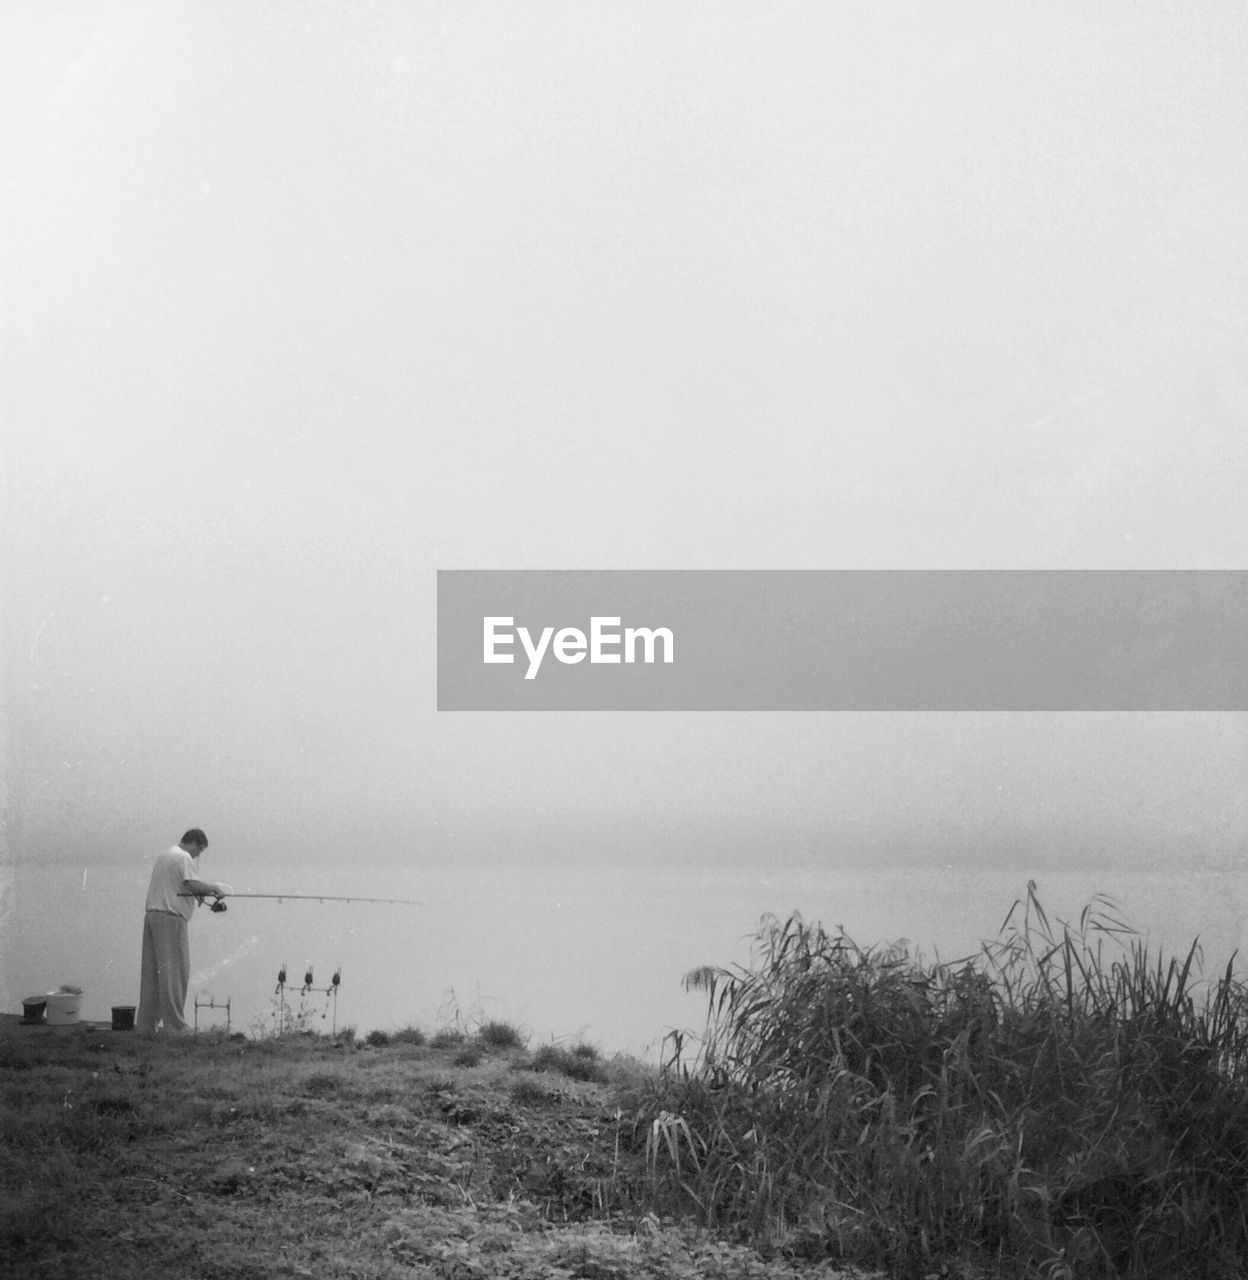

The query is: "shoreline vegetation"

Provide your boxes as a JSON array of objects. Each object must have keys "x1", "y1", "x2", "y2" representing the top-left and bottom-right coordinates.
[{"x1": 5, "y1": 886, "x2": 1248, "y2": 1279}]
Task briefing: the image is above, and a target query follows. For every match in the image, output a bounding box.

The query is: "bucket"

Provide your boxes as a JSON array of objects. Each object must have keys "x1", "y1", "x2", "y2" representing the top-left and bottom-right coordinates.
[
  {"x1": 45, "y1": 991, "x2": 82, "y2": 1025},
  {"x1": 111, "y1": 1005, "x2": 136, "y2": 1032},
  {"x1": 21, "y1": 997, "x2": 46, "y2": 1025}
]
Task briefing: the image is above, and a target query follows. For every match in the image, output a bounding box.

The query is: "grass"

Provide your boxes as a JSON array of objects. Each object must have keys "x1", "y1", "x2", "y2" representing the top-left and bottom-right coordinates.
[
  {"x1": 0, "y1": 1017, "x2": 874, "y2": 1280},
  {"x1": 635, "y1": 883, "x2": 1248, "y2": 1279}
]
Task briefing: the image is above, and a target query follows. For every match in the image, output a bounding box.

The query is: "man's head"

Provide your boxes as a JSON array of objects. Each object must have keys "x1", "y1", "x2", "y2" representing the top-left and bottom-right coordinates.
[{"x1": 180, "y1": 829, "x2": 209, "y2": 856}]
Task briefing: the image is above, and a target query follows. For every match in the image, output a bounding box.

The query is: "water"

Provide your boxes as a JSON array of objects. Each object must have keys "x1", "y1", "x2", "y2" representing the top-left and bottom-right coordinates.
[{"x1": 4, "y1": 859, "x2": 1245, "y2": 1058}]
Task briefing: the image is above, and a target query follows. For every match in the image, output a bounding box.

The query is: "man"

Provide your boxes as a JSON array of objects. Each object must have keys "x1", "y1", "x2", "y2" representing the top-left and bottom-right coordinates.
[{"x1": 136, "y1": 829, "x2": 231, "y2": 1033}]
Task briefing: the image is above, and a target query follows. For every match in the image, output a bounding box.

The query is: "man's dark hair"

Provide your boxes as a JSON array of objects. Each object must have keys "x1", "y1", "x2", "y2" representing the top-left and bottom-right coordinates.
[{"x1": 181, "y1": 828, "x2": 209, "y2": 850}]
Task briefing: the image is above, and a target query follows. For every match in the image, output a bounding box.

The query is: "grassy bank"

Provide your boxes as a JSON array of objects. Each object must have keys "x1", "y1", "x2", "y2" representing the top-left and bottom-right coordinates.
[
  {"x1": 7, "y1": 884, "x2": 1247, "y2": 1280},
  {"x1": 0, "y1": 1017, "x2": 875, "y2": 1280},
  {"x1": 640, "y1": 884, "x2": 1248, "y2": 1280}
]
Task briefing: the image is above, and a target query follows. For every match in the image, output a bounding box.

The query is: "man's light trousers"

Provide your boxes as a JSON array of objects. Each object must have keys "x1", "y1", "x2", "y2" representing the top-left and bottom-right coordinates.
[{"x1": 137, "y1": 909, "x2": 191, "y2": 1033}]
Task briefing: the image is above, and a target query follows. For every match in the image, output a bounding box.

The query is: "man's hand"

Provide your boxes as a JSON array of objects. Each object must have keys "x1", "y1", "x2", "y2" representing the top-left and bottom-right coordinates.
[{"x1": 207, "y1": 883, "x2": 231, "y2": 913}]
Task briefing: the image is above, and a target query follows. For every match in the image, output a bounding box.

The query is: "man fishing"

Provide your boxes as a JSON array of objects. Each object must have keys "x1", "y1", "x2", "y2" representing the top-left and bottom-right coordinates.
[{"x1": 136, "y1": 828, "x2": 232, "y2": 1034}]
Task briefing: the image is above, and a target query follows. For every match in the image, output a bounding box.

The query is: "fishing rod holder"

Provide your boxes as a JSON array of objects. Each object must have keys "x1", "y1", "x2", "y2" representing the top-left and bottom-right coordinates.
[
  {"x1": 273, "y1": 964, "x2": 342, "y2": 1034},
  {"x1": 194, "y1": 995, "x2": 231, "y2": 1033}
]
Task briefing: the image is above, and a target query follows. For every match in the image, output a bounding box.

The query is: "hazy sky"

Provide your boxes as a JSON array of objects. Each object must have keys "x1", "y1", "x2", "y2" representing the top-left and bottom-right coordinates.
[{"x1": 2, "y1": 2, "x2": 1246, "y2": 875}]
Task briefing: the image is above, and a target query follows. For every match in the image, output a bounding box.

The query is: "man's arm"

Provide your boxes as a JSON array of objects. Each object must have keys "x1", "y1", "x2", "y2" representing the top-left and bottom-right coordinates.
[{"x1": 185, "y1": 877, "x2": 231, "y2": 899}]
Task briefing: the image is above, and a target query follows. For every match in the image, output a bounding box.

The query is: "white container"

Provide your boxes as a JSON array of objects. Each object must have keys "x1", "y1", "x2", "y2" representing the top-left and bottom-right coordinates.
[{"x1": 45, "y1": 991, "x2": 82, "y2": 1025}]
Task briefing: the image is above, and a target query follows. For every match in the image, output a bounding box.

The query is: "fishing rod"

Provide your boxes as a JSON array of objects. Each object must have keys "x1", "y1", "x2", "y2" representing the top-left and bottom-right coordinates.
[{"x1": 180, "y1": 892, "x2": 423, "y2": 913}]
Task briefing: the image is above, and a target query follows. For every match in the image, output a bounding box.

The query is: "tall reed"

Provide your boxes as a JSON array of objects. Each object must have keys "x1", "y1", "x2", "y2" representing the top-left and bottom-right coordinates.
[{"x1": 640, "y1": 882, "x2": 1248, "y2": 1279}]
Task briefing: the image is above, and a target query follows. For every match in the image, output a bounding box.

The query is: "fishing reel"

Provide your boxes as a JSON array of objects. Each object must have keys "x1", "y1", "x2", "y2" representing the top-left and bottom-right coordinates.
[{"x1": 210, "y1": 899, "x2": 228, "y2": 913}]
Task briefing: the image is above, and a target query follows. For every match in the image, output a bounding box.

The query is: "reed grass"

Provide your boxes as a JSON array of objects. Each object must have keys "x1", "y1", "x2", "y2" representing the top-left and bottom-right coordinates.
[{"x1": 640, "y1": 882, "x2": 1248, "y2": 1279}]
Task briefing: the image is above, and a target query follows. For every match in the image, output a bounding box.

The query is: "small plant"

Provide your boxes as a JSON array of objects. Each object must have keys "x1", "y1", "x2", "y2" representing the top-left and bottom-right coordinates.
[
  {"x1": 453, "y1": 1044, "x2": 485, "y2": 1068},
  {"x1": 365, "y1": 1029, "x2": 390, "y2": 1047},
  {"x1": 390, "y1": 1025, "x2": 427, "y2": 1046},
  {"x1": 478, "y1": 1020, "x2": 525, "y2": 1051},
  {"x1": 430, "y1": 1028, "x2": 466, "y2": 1050},
  {"x1": 530, "y1": 1044, "x2": 609, "y2": 1084}
]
